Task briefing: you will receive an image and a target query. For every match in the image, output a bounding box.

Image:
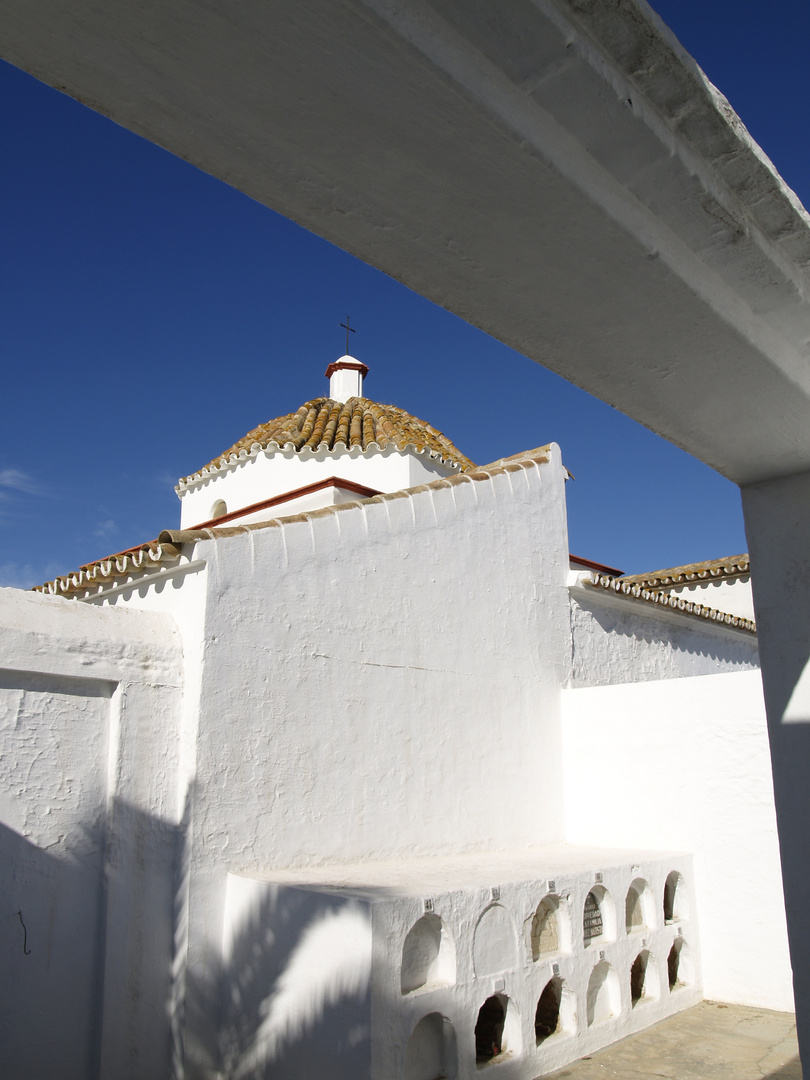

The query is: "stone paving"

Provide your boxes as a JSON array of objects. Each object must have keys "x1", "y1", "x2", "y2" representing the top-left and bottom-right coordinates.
[{"x1": 544, "y1": 1002, "x2": 801, "y2": 1080}]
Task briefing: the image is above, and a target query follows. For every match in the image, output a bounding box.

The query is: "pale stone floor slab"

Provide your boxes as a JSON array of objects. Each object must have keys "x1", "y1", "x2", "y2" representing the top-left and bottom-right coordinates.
[{"x1": 543, "y1": 1002, "x2": 801, "y2": 1080}]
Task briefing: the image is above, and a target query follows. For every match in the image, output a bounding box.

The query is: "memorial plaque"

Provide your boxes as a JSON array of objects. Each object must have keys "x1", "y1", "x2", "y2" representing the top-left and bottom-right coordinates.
[{"x1": 584, "y1": 891, "x2": 603, "y2": 940}]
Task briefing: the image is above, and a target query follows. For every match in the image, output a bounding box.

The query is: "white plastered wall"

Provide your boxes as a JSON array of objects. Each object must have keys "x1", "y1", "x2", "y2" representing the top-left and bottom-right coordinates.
[
  {"x1": 561, "y1": 669, "x2": 793, "y2": 1011},
  {"x1": 192, "y1": 449, "x2": 570, "y2": 867},
  {"x1": 666, "y1": 576, "x2": 755, "y2": 621},
  {"x1": 569, "y1": 584, "x2": 760, "y2": 687},
  {"x1": 85, "y1": 553, "x2": 210, "y2": 1076},
  {"x1": 180, "y1": 448, "x2": 572, "y2": 1071},
  {"x1": 0, "y1": 587, "x2": 183, "y2": 1080},
  {"x1": 87, "y1": 557, "x2": 209, "y2": 821},
  {"x1": 178, "y1": 443, "x2": 459, "y2": 527}
]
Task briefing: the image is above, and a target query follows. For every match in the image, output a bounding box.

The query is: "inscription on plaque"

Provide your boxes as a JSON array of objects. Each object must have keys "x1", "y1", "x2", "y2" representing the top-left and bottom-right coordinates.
[{"x1": 584, "y1": 891, "x2": 603, "y2": 940}]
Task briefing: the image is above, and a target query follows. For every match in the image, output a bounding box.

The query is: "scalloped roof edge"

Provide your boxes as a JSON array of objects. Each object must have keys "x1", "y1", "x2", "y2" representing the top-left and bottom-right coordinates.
[
  {"x1": 36, "y1": 448, "x2": 553, "y2": 598},
  {"x1": 581, "y1": 571, "x2": 757, "y2": 635}
]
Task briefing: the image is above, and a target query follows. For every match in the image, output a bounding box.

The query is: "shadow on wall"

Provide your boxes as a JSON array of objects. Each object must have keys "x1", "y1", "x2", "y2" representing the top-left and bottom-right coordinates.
[
  {"x1": 4, "y1": 786, "x2": 384, "y2": 1080},
  {"x1": 572, "y1": 594, "x2": 760, "y2": 665},
  {"x1": 1, "y1": 801, "x2": 180, "y2": 1080},
  {"x1": 764, "y1": 1061, "x2": 802, "y2": 1080},
  {"x1": 185, "y1": 876, "x2": 469, "y2": 1079},
  {"x1": 1, "y1": 821, "x2": 105, "y2": 1080},
  {"x1": 208, "y1": 885, "x2": 372, "y2": 1079}
]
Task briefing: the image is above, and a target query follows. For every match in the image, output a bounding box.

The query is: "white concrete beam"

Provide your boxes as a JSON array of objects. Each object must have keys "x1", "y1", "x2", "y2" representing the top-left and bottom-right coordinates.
[{"x1": 2, "y1": 0, "x2": 810, "y2": 484}]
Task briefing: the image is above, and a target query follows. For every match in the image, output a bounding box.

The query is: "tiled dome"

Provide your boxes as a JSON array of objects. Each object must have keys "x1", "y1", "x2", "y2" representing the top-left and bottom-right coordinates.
[{"x1": 181, "y1": 396, "x2": 475, "y2": 484}]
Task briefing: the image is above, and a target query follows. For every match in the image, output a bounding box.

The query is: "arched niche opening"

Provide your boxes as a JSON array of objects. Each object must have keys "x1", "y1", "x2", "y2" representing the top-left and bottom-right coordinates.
[
  {"x1": 210, "y1": 499, "x2": 228, "y2": 520},
  {"x1": 583, "y1": 885, "x2": 615, "y2": 948},
  {"x1": 473, "y1": 904, "x2": 518, "y2": 978},
  {"x1": 667, "y1": 938, "x2": 692, "y2": 991},
  {"x1": 586, "y1": 961, "x2": 620, "y2": 1027},
  {"x1": 404, "y1": 1013, "x2": 458, "y2": 1080},
  {"x1": 663, "y1": 872, "x2": 688, "y2": 924},
  {"x1": 475, "y1": 994, "x2": 521, "y2": 1067},
  {"x1": 630, "y1": 950, "x2": 659, "y2": 1007},
  {"x1": 534, "y1": 976, "x2": 575, "y2": 1045},
  {"x1": 401, "y1": 914, "x2": 456, "y2": 995},
  {"x1": 530, "y1": 895, "x2": 569, "y2": 960},
  {"x1": 625, "y1": 879, "x2": 654, "y2": 934}
]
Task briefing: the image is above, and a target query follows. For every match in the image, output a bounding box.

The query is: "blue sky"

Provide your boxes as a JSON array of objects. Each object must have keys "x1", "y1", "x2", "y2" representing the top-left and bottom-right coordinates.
[{"x1": 2, "y1": 2, "x2": 809, "y2": 588}]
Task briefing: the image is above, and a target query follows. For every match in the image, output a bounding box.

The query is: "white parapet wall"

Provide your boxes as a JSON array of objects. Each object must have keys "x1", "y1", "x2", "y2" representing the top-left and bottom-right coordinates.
[
  {"x1": 0, "y1": 587, "x2": 183, "y2": 1080},
  {"x1": 220, "y1": 848, "x2": 700, "y2": 1080},
  {"x1": 562, "y1": 670, "x2": 793, "y2": 1012},
  {"x1": 568, "y1": 577, "x2": 760, "y2": 688}
]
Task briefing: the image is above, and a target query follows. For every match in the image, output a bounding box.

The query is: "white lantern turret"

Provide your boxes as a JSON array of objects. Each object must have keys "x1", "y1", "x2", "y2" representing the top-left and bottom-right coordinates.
[{"x1": 325, "y1": 356, "x2": 369, "y2": 402}]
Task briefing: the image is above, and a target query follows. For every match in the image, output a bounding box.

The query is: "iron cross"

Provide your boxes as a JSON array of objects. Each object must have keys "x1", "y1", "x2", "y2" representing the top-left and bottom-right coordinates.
[{"x1": 340, "y1": 315, "x2": 356, "y2": 354}]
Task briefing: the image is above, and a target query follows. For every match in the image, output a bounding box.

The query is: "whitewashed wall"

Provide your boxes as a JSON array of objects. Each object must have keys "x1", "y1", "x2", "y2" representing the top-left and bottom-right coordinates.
[
  {"x1": 194, "y1": 450, "x2": 569, "y2": 863},
  {"x1": 88, "y1": 559, "x2": 209, "y2": 1077},
  {"x1": 0, "y1": 588, "x2": 183, "y2": 1080},
  {"x1": 666, "y1": 576, "x2": 755, "y2": 621},
  {"x1": 561, "y1": 670, "x2": 793, "y2": 1011},
  {"x1": 178, "y1": 449, "x2": 571, "y2": 1075},
  {"x1": 88, "y1": 558, "x2": 209, "y2": 821},
  {"x1": 568, "y1": 584, "x2": 760, "y2": 688},
  {"x1": 178, "y1": 443, "x2": 458, "y2": 527}
]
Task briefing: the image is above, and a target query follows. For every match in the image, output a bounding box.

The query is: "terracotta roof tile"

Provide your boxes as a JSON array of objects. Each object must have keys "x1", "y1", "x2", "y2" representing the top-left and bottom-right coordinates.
[
  {"x1": 32, "y1": 539, "x2": 182, "y2": 598},
  {"x1": 620, "y1": 554, "x2": 750, "y2": 589},
  {"x1": 179, "y1": 396, "x2": 475, "y2": 485},
  {"x1": 582, "y1": 571, "x2": 756, "y2": 634}
]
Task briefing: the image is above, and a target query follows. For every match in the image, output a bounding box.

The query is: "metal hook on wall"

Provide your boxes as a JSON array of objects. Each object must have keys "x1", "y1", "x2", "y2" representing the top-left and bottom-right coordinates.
[{"x1": 17, "y1": 910, "x2": 31, "y2": 955}]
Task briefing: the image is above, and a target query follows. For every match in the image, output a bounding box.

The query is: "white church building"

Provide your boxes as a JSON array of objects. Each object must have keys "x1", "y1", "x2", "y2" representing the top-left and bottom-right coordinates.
[{"x1": 1, "y1": 357, "x2": 789, "y2": 1080}]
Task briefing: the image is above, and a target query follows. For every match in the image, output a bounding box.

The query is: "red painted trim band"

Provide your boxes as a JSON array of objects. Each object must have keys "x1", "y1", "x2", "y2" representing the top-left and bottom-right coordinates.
[
  {"x1": 190, "y1": 476, "x2": 382, "y2": 529},
  {"x1": 569, "y1": 553, "x2": 625, "y2": 577},
  {"x1": 324, "y1": 360, "x2": 369, "y2": 379}
]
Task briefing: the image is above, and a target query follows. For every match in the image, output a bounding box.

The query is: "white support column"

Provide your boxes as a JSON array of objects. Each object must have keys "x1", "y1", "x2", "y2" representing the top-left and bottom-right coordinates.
[{"x1": 742, "y1": 470, "x2": 810, "y2": 1063}]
